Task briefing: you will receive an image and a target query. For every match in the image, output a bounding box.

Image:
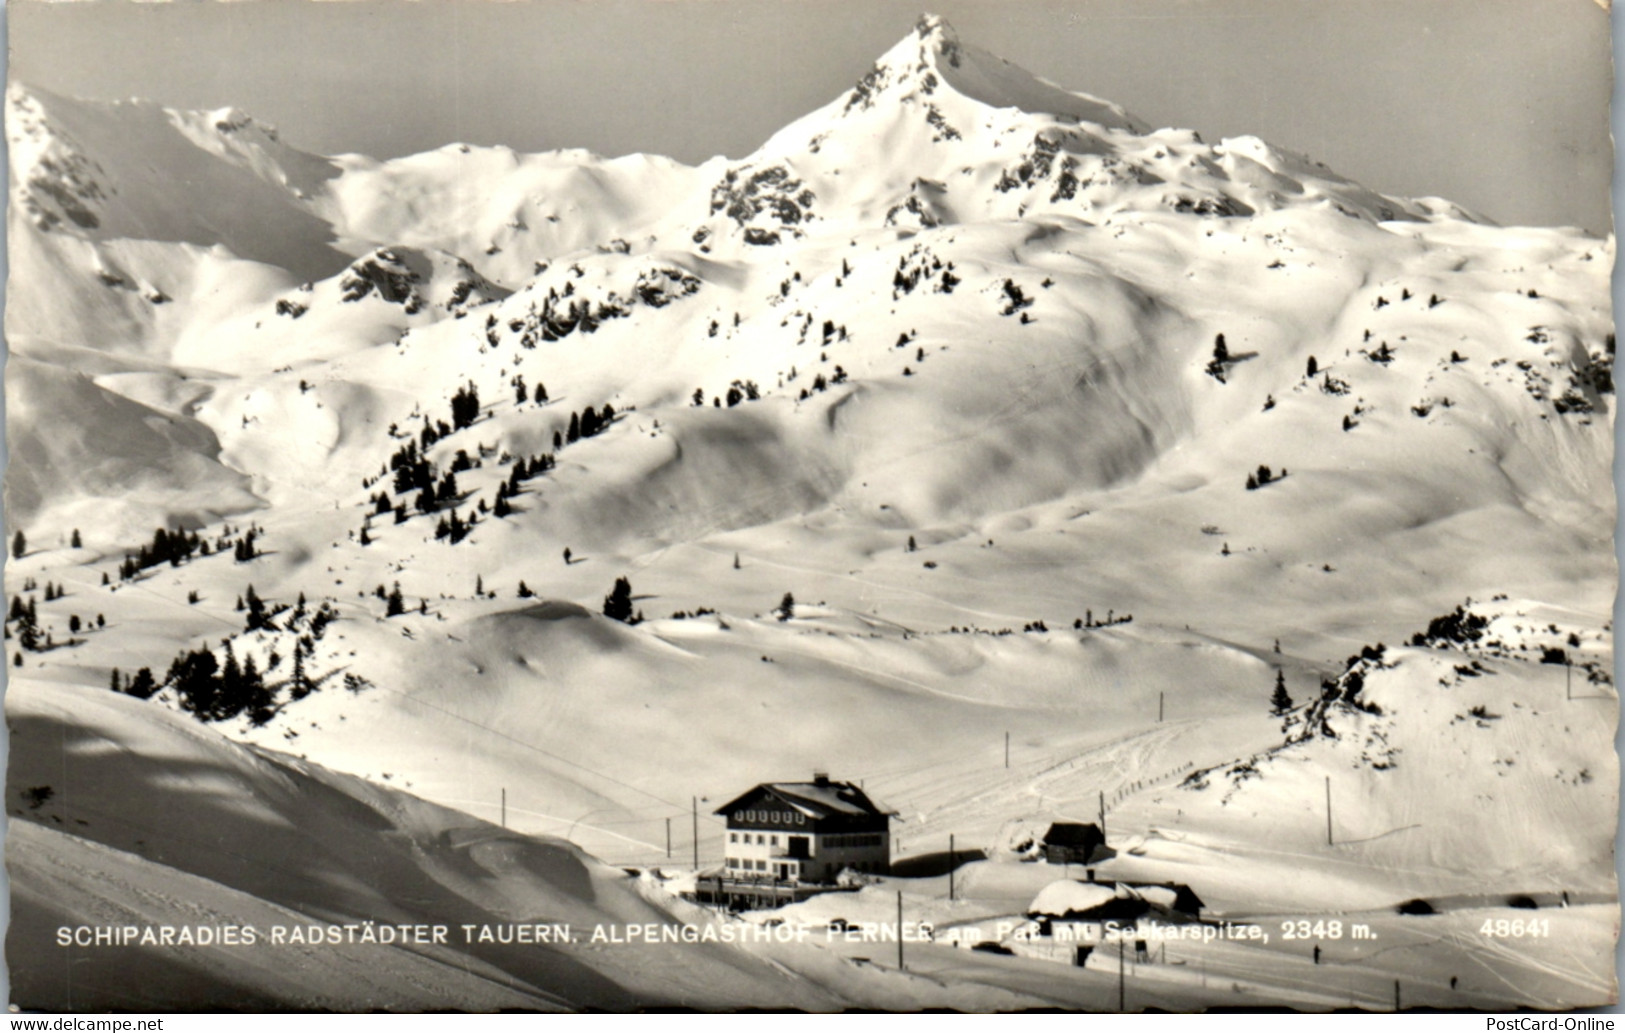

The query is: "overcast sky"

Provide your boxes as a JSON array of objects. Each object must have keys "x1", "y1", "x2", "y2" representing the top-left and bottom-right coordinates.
[{"x1": 5, "y1": 0, "x2": 1616, "y2": 234}]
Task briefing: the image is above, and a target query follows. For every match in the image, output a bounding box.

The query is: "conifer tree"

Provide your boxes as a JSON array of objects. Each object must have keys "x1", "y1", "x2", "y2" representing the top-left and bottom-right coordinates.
[
  {"x1": 244, "y1": 654, "x2": 274, "y2": 726},
  {"x1": 218, "y1": 644, "x2": 244, "y2": 720},
  {"x1": 11, "y1": 531, "x2": 24, "y2": 559},
  {"x1": 244, "y1": 585, "x2": 269, "y2": 632},
  {"x1": 1270, "y1": 670, "x2": 1293, "y2": 714},
  {"x1": 128, "y1": 667, "x2": 157, "y2": 700},
  {"x1": 603, "y1": 576, "x2": 634, "y2": 622},
  {"x1": 290, "y1": 643, "x2": 312, "y2": 701}
]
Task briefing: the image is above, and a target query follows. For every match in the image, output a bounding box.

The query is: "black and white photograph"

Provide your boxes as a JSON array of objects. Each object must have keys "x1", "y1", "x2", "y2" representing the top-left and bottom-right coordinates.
[{"x1": 3, "y1": 0, "x2": 1618, "y2": 1013}]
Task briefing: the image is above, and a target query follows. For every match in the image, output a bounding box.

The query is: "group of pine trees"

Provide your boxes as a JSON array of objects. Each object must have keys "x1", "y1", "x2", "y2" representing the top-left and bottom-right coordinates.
[
  {"x1": 603, "y1": 576, "x2": 640, "y2": 623},
  {"x1": 512, "y1": 375, "x2": 548, "y2": 406},
  {"x1": 797, "y1": 365, "x2": 849, "y2": 401},
  {"x1": 369, "y1": 376, "x2": 562, "y2": 540},
  {"x1": 232, "y1": 529, "x2": 261, "y2": 562},
  {"x1": 489, "y1": 281, "x2": 628, "y2": 349},
  {"x1": 119, "y1": 588, "x2": 336, "y2": 723},
  {"x1": 434, "y1": 509, "x2": 477, "y2": 543},
  {"x1": 1244, "y1": 464, "x2": 1287, "y2": 490},
  {"x1": 493, "y1": 453, "x2": 554, "y2": 518},
  {"x1": 371, "y1": 431, "x2": 558, "y2": 543},
  {"x1": 165, "y1": 643, "x2": 278, "y2": 725},
  {"x1": 449, "y1": 381, "x2": 482, "y2": 430},
  {"x1": 118, "y1": 526, "x2": 202, "y2": 578},
  {"x1": 998, "y1": 278, "x2": 1033, "y2": 317},
  {"x1": 383, "y1": 582, "x2": 408, "y2": 616},
  {"x1": 5, "y1": 528, "x2": 82, "y2": 560},
  {"x1": 110, "y1": 666, "x2": 158, "y2": 700},
  {"x1": 695, "y1": 382, "x2": 770, "y2": 409},
  {"x1": 8, "y1": 594, "x2": 42, "y2": 654},
  {"x1": 6, "y1": 585, "x2": 103, "y2": 663},
  {"x1": 890, "y1": 250, "x2": 958, "y2": 299},
  {"x1": 559, "y1": 403, "x2": 616, "y2": 447},
  {"x1": 112, "y1": 524, "x2": 260, "y2": 581},
  {"x1": 1074, "y1": 609, "x2": 1131, "y2": 629},
  {"x1": 387, "y1": 439, "x2": 438, "y2": 498}
]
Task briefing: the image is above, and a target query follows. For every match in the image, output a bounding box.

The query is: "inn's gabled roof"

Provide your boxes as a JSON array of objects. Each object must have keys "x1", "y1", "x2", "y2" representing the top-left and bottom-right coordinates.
[{"x1": 714, "y1": 779, "x2": 895, "y2": 820}]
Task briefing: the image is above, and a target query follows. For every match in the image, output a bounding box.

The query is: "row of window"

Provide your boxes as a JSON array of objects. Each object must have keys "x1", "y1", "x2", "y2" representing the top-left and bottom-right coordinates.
[
  {"x1": 737, "y1": 808, "x2": 806, "y2": 826},
  {"x1": 727, "y1": 831, "x2": 884, "y2": 848},
  {"x1": 724, "y1": 859, "x2": 884, "y2": 875}
]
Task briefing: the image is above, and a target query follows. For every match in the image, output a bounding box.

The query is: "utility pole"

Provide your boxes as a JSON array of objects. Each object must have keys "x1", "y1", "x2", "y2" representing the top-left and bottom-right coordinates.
[
  {"x1": 949, "y1": 834, "x2": 956, "y2": 901},
  {"x1": 1118, "y1": 937, "x2": 1126, "y2": 1011},
  {"x1": 666, "y1": 817, "x2": 672, "y2": 859},
  {"x1": 1004, "y1": 731, "x2": 1010, "y2": 769},
  {"x1": 1099, "y1": 789, "x2": 1107, "y2": 842},
  {"x1": 1158, "y1": 691, "x2": 1163, "y2": 723},
  {"x1": 692, "y1": 797, "x2": 699, "y2": 870},
  {"x1": 1567, "y1": 659, "x2": 1572, "y2": 701},
  {"x1": 1325, "y1": 776, "x2": 1333, "y2": 846},
  {"x1": 896, "y1": 891, "x2": 906, "y2": 971}
]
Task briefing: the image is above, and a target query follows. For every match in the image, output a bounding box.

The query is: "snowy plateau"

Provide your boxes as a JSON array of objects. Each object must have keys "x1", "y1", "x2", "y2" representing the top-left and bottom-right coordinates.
[{"x1": 3, "y1": 15, "x2": 1617, "y2": 1012}]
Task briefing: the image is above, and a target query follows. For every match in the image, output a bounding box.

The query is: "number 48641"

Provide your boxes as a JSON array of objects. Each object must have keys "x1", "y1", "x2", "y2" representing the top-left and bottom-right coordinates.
[{"x1": 1480, "y1": 918, "x2": 1550, "y2": 937}]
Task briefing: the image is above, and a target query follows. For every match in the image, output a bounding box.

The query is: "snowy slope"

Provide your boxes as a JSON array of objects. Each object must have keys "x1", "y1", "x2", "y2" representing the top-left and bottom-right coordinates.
[
  {"x1": 4, "y1": 354, "x2": 260, "y2": 539},
  {"x1": 5, "y1": 13, "x2": 1615, "y2": 1012},
  {"x1": 5, "y1": 678, "x2": 883, "y2": 1011},
  {"x1": 324, "y1": 146, "x2": 711, "y2": 288},
  {"x1": 8, "y1": 84, "x2": 345, "y2": 278}
]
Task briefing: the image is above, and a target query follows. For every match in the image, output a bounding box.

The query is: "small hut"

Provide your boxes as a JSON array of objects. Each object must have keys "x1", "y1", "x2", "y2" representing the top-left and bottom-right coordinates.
[{"x1": 1040, "y1": 822, "x2": 1105, "y2": 864}]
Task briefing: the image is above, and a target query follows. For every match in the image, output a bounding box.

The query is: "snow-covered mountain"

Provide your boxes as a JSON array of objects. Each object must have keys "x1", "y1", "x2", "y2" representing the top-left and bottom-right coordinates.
[
  {"x1": 683, "y1": 15, "x2": 1472, "y2": 252},
  {"x1": 6, "y1": 14, "x2": 1615, "y2": 1011}
]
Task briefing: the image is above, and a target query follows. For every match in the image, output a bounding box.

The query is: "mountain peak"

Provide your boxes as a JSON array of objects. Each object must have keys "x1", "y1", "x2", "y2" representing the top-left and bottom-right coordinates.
[
  {"x1": 912, "y1": 12, "x2": 963, "y2": 67},
  {"x1": 849, "y1": 14, "x2": 1146, "y2": 134}
]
